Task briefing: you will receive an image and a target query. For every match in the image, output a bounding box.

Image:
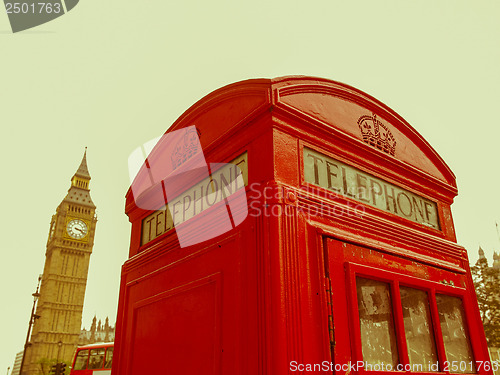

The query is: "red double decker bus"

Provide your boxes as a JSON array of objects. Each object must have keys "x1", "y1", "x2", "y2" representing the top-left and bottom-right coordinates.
[{"x1": 70, "y1": 342, "x2": 113, "y2": 375}]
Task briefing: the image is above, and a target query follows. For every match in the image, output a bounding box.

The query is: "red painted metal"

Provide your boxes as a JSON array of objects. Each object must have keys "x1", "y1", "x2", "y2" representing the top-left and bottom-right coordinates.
[{"x1": 113, "y1": 77, "x2": 490, "y2": 375}]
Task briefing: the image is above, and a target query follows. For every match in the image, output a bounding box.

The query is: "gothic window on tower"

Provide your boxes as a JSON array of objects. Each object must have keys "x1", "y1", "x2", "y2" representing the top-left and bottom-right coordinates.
[{"x1": 49, "y1": 221, "x2": 56, "y2": 240}]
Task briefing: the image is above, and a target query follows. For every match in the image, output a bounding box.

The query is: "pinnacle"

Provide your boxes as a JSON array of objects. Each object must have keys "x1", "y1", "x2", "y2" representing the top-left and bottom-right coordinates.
[{"x1": 74, "y1": 147, "x2": 91, "y2": 179}]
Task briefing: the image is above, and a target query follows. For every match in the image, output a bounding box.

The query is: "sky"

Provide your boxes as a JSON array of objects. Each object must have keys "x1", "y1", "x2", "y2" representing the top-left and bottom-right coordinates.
[{"x1": 1, "y1": 0, "x2": 500, "y2": 372}]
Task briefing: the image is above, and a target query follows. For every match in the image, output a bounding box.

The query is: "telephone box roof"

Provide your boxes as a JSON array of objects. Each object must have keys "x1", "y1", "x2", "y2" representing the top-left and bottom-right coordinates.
[{"x1": 127, "y1": 76, "x2": 457, "y2": 206}]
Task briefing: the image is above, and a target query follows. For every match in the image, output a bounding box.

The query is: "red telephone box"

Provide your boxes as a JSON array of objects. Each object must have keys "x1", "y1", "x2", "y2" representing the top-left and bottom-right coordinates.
[{"x1": 113, "y1": 76, "x2": 492, "y2": 375}]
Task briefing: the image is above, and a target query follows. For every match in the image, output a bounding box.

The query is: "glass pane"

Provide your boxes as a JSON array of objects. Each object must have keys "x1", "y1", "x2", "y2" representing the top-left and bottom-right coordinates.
[
  {"x1": 74, "y1": 349, "x2": 89, "y2": 370},
  {"x1": 89, "y1": 348, "x2": 105, "y2": 369},
  {"x1": 104, "y1": 347, "x2": 114, "y2": 369},
  {"x1": 400, "y1": 287, "x2": 438, "y2": 371},
  {"x1": 356, "y1": 277, "x2": 399, "y2": 368},
  {"x1": 436, "y1": 294, "x2": 476, "y2": 373}
]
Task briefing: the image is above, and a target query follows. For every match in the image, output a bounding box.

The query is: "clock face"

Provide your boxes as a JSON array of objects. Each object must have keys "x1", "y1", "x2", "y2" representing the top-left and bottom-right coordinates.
[{"x1": 66, "y1": 219, "x2": 88, "y2": 239}]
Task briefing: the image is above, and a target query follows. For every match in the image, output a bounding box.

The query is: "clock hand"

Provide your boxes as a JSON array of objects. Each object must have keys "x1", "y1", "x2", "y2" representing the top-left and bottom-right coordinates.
[{"x1": 74, "y1": 227, "x2": 84, "y2": 233}]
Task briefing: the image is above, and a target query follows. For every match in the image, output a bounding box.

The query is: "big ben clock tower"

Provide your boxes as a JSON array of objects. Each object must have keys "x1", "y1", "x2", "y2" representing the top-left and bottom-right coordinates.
[{"x1": 23, "y1": 149, "x2": 97, "y2": 375}]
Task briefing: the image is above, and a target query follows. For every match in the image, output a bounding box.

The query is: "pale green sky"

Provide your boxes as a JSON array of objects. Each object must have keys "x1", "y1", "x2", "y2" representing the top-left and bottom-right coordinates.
[{"x1": 1, "y1": 0, "x2": 500, "y2": 371}]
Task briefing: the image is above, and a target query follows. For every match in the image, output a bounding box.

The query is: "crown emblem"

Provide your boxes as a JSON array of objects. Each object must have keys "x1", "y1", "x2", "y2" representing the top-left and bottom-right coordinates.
[
  {"x1": 357, "y1": 113, "x2": 396, "y2": 156},
  {"x1": 171, "y1": 127, "x2": 201, "y2": 170}
]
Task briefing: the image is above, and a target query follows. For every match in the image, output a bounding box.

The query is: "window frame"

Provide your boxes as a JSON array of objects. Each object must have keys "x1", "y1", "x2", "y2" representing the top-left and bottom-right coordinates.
[
  {"x1": 104, "y1": 346, "x2": 113, "y2": 369},
  {"x1": 73, "y1": 349, "x2": 90, "y2": 371},
  {"x1": 88, "y1": 347, "x2": 106, "y2": 370},
  {"x1": 346, "y1": 262, "x2": 478, "y2": 375}
]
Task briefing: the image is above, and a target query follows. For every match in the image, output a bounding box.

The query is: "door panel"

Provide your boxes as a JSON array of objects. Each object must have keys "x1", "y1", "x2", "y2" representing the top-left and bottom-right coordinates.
[{"x1": 324, "y1": 238, "x2": 482, "y2": 375}]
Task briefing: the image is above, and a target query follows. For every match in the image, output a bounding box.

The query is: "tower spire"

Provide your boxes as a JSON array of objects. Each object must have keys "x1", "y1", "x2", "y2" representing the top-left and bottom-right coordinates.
[
  {"x1": 478, "y1": 246, "x2": 486, "y2": 260},
  {"x1": 62, "y1": 148, "x2": 95, "y2": 208},
  {"x1": 74, "y1": 147, "x2": 91, "y2": 180}
]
